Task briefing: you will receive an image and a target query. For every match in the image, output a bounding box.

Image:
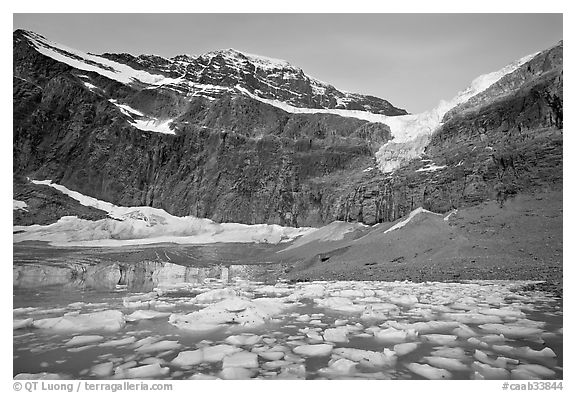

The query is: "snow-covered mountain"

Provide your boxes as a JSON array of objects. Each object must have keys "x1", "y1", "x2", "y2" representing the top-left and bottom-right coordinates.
[
  {"x1": 13, "y1": 29, "x2": 562, "y2": 227},
  {"x1": 18, "y1": 30, "x2": 407, "y2": 117}
]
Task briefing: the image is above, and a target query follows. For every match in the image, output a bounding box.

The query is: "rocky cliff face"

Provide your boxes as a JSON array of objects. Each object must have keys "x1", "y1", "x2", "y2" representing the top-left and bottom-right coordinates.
[
  {"x1": 13, "y1": 30, "x2": 562, "y2": 227},
  {"x1": 13, "y1": 30, "x2": 396, "y2": 227},
  {"x1": 333, "y1": 42, "x2": 563, "y2": 224}
]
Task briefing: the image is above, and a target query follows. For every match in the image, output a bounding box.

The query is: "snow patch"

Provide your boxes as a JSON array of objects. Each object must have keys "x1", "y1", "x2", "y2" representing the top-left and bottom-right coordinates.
[
  {"x1": 13, "y1": 200, "x2": 28, "y2": 212},
  {"x1": 384, "y1": 207, "x2": 441, "y2": 233}
]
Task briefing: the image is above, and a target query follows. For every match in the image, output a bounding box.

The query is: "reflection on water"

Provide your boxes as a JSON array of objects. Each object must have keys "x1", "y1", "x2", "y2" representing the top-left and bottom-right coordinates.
[{"x1": 13, "y1": 260, "x2": 272, "y2": 292}]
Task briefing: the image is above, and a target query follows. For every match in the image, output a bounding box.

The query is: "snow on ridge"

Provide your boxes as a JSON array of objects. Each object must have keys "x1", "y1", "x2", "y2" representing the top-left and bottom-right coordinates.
[
  {"x1": 23, "y1": 31, "x2": 182, "y2": 87},
  {"x1": 130, "y1": 119, "x2": 175, "y2": 135},
  {"x1": 415, "y1": 163, "x2": 446, "y2": 173},
  {"x1": 108, "y1": 100, "x2": 144, "y2": 117},
  {"x1": 31, "y1": 180, "x2": 118, "y2": 216},
  {"x1": 235, "y1": 86, "x2": 391, "y2": 123},
  {"x1": 384, "y1": 207, "x2": 442, "y2": 234},
  {"x1": 18, "y1": 180, "x2": 316, "y2": 247},
  {"x1": 107, "y1": 99, "x2": 175, "y2": 135}
]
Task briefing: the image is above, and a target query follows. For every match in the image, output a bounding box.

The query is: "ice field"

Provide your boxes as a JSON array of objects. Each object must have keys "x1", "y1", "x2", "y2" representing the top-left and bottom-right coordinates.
[{"x1": 13, "y1": 263, "x2": 562, "y2": 380}]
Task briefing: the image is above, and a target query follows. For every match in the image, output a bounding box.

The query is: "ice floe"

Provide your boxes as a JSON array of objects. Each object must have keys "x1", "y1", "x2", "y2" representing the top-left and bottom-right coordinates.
[
  {"x1": 406, "y1": 363, "x2": 452, "y2": 379},
  {"x1": 333, "y1": 348, "x2": 397, "y2": 368},
  {"x1": 293, "y1": 344, "x2": 333, "y2": 357},
  {"x1": 14, "y1": 278, "x2": 562, "y2": 380},
  {"x1": 33, "y1": 310, "x2": 125, "y2": 332}
]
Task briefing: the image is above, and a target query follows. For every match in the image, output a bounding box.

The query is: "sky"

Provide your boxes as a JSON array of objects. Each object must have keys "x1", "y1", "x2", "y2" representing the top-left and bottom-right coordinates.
[{"x1": 13, "y1": 13, "x2": 562, "y2": 113}]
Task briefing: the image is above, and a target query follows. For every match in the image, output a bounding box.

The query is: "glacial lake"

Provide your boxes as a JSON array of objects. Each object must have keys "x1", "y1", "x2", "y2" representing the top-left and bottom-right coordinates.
[{"x1": 13, "y1": 254, "x2": 563, "y2": 380}]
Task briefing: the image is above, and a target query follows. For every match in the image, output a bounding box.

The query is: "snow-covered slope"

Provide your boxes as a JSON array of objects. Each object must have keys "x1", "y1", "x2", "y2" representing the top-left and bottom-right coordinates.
[
  {"x1": 23, "y1": 31, "x2": 183, "y2": 86},
  {"x1": 17, "y1": 30, "x2": 405, "y2": 117},
  {"x1": 15, "y1": 180, "x2": 316, "y2": 247}
]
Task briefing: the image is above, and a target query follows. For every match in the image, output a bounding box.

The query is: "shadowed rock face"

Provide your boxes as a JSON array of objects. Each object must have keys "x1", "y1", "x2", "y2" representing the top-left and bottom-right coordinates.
[
  {"x1": 13, "y1": 30, "x2": 562, "y2": 227},
  {"x1": 13, "y1": 30, "x2": 394, "y2": 227}
]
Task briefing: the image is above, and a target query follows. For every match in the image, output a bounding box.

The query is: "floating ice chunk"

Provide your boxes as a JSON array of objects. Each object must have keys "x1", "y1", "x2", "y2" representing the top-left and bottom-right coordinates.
[
  {"x1": 293, "y1": 344, "x2": 333, "y2": 357},
  {"x1": 514, "y1": 364, "x2": 555, "y2": 378},
  {"x1": 125, "y1": 310, "x2": 170, "y2": 321},
  {"x1": 332, "y1": 289, "x2": 366, "y2": 298},
  {"x1": 291, "y1": 284, "x2": 326, "y2": 299},
  {"x1": 90, "y1": 362, "x2": 113, "y2": 377},
  {"x1": 422, "y1": 356, "x2": 468, "y2": 371},
  {"x1": 442, "y1": 313, "x2": 502, "y2": 325},
  {"x1": 389, "y1": 295, "x2": 419, "y2": 306},
  {"x1": 220, "y1": 367, "x2": 257, "y2": 380},
  {"x1": 430, "y1": 347, "x2": 466, "y2": 359},
  {"x1": 361, "y1": 304, "x2": 399, "y2": 320},
  {"x1": 296, "y1": 314, "x2": 311, "y2": 322},
  {"x1": 189, "y1": 373, "x2": 221, "y2": 380},
  {"x1": 314, "y1": 297, "x2": 366, "y2": 313},
  {"x1": 333, "y1": 348, "x2": 397, "y2": 368},
  {"x1": 13, "y1": 318, "x2": 34, "y2": 330},
  {"x1": 223, "y1": 351, "x2": 259, "y2": 368},
  {"x1": 453, "y1": 324, "x2": 477, "y2": 338},
  {"x1": 259, "y1": 351, "x2": 285, "y2": 361},
  {"x1": 511, "y1": 369, "x2": 540, "y2": 380},
  {"x1": 422, "y1": 334, "x2": 458, "y2": 345},
  {"x1": 375, "y1": 328, "x2": 416, "y2": 344},
  {"x1": 14, "y1": 307, "x2": 38, "y2": 314},
  {"x1": 478, "y1": 307, "x2": 525, "y2": 319},
  {"x1": 393, "y1": 342, "x2": 419, "y2": 357},
  {"x1": 323, "y1": 327, "x2": 349, "y2": 343},
  {"x1": 492, "y1": 345, "x2": 556, "y2": 359},
  {"x1": 114, "y1": 363, "x2": 170, "y2": 379},
  {"x1": 467, "y1": 337, "x2": 490, "y2": 348},
  {"x1": 140, "y1": 357, "x2": 165, "y2": 365},
  {"x1": 99, "y1": 336, "x2": 137, "y2": 347},
  {"x1": 406, "y1": 363, "x2": 452, "y2": 379},
  {"x1": 123, "y1": 292, "x2": 159, "y2": 308},
  {"x1": 478, "y1": 323, "x2": 543, "y2": 338},
  {"x1": 480, "y1": 334, "x2": 507, "y2": 343},
  {"x1": 135, "y1": 340, "x2": 181, "y2": 353},
  {"x1": 171, "y1": 344, "x2": 241, "y2": 366},
  {"x1": 385, "y1": 320, "x2": 459, "y2": 334},
  {"x1": 471, "y1": 361, "x2": 510, "y2": 379},
  {"x1": 14, "y1": 373, "x2": 70, "y2": 380},
  {"x1": 326, "y1": 358, "x2": 357, "y2": 374},
  {"x1": 194, "y1": 288, "x2": 238, "y2": 304},
  {"x1": 169, "y1": 297, "x2": 289, "y2": 331},
  {"x1": 33, "y1": 310, "x2": 125, "y2": 332},
  {"x1": 64, "y1": 335, "x2": 104, "y2": 347},
  {"x1": 263, "y1": 360, "x2": 292, "y2": 370},
  {"x1": 225, "y1": 334, "x2": 262, "y2": 346},
  {"x1": 334, "y1": 319, "x2": 348, "y2": 326},
  {"x1": 277, "y1": 363, "x2": 306, "y2": 379},
  {"x1": 306, "y1": 331, "x2": 324, "y2": 341},
  {"x1": 171, "y1": 349, "x2": 203, "y2": 367}
]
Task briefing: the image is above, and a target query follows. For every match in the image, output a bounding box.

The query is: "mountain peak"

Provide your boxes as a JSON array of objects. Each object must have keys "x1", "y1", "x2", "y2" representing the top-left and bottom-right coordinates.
[{"x1": 197, "y1": 47, "x2": 294, "y2": 71}]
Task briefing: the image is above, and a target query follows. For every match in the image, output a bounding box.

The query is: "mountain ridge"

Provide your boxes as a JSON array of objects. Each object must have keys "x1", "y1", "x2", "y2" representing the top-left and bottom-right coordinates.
[{"x1": 13, "y1": 29, "x2": 562, "y2": 229}]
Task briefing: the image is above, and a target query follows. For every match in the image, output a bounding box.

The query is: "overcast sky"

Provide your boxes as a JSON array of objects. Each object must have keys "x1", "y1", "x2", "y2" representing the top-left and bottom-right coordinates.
[{"x1": 13, "y1": 13, "x2": 562, "y2": 113}]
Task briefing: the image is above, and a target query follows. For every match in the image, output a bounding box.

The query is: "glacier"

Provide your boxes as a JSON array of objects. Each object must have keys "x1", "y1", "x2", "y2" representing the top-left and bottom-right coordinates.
[{"x1": 14, "y1": 180, "x2": 315, "y2": 247}]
